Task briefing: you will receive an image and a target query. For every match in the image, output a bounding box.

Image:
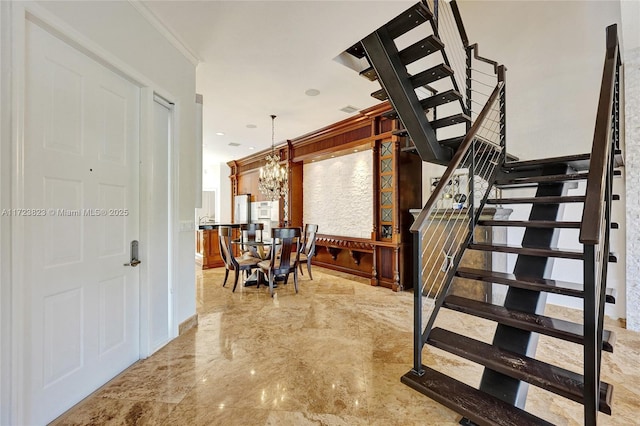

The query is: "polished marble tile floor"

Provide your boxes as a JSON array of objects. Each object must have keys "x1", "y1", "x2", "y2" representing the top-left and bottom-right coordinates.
[{"x1": 52, "y1": 267, "x2": 640, "y2": 425}]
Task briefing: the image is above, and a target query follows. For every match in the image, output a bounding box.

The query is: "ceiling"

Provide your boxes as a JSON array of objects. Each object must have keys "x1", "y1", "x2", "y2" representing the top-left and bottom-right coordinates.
[{"x1": 141, "y1": 0, "x2": 415, "y2": 164}]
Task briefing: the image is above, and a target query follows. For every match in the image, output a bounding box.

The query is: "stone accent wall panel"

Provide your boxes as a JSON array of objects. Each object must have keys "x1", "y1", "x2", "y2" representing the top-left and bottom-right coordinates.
[
  {"x1": 625, "y1": 47, "x2": 640, "y2": 330},
  {"x1": 303, "y1": 151, "x2": 373, "y2": 238}
]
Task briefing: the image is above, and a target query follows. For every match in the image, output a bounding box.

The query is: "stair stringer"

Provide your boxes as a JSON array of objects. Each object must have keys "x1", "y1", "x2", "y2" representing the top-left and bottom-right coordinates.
[
  {"x1": 477, "y1": 164, "x2": 574, "y2": 409},
  {"x1": 361, "y1": 28, "x2": 451, "y2": 165}
]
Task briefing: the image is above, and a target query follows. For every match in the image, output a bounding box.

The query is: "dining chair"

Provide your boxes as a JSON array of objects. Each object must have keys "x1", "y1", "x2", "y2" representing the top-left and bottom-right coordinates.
[
  {"x1": 240, "y1": 223, "x2": 264, "y2": 258},
  {"x1": 218, "y1": 226, "x2": 261, "y2": 292},
  {"x1": 257, "y1": 227, "x2": 301, "y2": 297},
  {"x1": 298, "y1": 224, "x2": 318, "y2": 280}
]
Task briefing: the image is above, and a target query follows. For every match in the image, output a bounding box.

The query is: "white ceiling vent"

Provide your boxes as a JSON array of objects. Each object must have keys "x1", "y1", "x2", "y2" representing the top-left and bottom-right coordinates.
[
  {"x1": 340, "y1": 105, "x2": 359, "y2": 114},
  {"x1": 228, "y1": 142, "x2": 241, "y2": 147}
]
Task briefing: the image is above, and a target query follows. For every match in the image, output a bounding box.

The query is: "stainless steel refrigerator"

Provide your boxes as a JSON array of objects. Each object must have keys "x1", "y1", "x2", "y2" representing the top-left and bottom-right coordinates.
[{"x1": 233, "y1": 194, "x2": 251, "y2": 223}]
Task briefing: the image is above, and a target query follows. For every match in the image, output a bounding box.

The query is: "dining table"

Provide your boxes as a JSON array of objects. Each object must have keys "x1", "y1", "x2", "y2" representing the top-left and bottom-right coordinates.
[{"x1": 230, "y1": 238, "x2": 276, "y2": 287}]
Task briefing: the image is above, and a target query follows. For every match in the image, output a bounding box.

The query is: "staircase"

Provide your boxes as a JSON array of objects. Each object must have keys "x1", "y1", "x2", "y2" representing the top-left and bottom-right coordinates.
[{"x1": 342, "y1": 1, "x2": 622, "y2": 425}]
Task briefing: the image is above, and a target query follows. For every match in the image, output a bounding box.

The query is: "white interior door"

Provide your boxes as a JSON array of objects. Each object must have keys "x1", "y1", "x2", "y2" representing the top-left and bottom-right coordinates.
[{"x1": 23, "y1": 20, "x2": 140, "y2": 424}]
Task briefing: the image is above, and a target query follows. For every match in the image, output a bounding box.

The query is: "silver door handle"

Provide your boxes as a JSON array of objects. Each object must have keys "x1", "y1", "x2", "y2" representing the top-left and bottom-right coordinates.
[{"x1": 124, "y1": 240, "x2": 141, "y2": 267}]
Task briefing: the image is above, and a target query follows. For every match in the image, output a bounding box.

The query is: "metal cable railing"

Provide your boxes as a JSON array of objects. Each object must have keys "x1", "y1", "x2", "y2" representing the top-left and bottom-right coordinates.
[
  {"x1": 425, "y1": 0, "x2": 467, "y2": 109},
  {"x1": 410, "y1": 82, "x2": 505, "y2": 374}
]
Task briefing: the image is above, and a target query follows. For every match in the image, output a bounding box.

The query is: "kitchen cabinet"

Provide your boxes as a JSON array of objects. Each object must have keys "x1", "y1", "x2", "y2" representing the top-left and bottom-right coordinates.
[{"x1": 195, "y1": 225, "x2": 241, "y2": 269}]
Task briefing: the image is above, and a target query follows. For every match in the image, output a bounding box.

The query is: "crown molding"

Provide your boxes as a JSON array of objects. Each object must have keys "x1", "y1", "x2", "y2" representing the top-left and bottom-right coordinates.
[{"x1": 128, "y1": 0, "x2": 201, "y2": 66}]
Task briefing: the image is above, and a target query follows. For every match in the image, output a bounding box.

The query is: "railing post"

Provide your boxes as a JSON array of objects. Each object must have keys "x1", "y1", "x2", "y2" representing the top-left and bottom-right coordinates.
[
  {"x1": 412, "y1": 227, "x2": 424, "y2": 375},
  {"x1": 613, "y1": 64, "x2": 620, "y2": 151},
  {"x1": 466, "y1": 46, "x2": 472, "y2": 122},
  {"x1": 583, "y1": 244, "x2": 598, "y2": 426},
  {"x1": 468, "y1": 141, "x2": 475, "y2": 242},
  {"x1": 498, "y1": 65, "x2": 507, "y2": 163},
  {"x1": 433, "y1": 0, "x2": 439, "y2": 37}
]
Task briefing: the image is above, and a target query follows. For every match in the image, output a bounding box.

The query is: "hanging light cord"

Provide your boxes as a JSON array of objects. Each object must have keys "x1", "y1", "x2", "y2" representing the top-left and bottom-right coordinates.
[{"x1": 271, "y1": 114, "x2": 276, "y2": 154}]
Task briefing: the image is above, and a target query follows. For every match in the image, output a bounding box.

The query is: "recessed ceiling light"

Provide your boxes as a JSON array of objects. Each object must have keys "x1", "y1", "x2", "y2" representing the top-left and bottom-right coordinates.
[
  {"x1": 331, "y1": 155, "x2": 335, "y2": 158},
  {"x1": 228, "y1": 142, "x2": 241, "y2": 147},
  {"x1": 340, "y1": 105, "x2": 358, "y2": 114},
  {"x1": 354, "y1": 149, "x2": 359, "y2": 152},
  {"x1": 305, "y1": 88, "x2": 320, "y2": 97},
  {"x1": 216, "y1": 132, "x2": 225, "y2": 136},
  {"x1": 248, "y1": 146, "x2": 255, "y2": 150},
  {"x1": 246, "y1": 124, "x2": 257, "y2": 129}
]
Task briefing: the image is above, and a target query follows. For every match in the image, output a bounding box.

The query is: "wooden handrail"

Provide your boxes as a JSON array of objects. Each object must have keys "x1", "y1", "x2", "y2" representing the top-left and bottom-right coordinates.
[
  {"x1": 410, "y1": 81, "x2": 504, "y2": 233},
  {"x1": 579, "y1": 24, "x2": 619, "y2": 245},
  {"x1": 449, "y1": 0, "x2": 469, "y2": 47},
  {"x1": 468, "y1": 44, "x2": 500, "y2": 74}
]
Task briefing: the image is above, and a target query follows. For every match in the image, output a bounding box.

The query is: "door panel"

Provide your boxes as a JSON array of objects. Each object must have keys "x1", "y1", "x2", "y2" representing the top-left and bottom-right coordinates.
[{"x1": 24, "y1": 20, "x2": 140, "y2": 424}]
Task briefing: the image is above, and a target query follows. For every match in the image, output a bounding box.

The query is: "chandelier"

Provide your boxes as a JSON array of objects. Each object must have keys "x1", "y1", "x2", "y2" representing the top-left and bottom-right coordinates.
[{"x1": 258, "y1": 115, "x2": 288, "y2": 201}]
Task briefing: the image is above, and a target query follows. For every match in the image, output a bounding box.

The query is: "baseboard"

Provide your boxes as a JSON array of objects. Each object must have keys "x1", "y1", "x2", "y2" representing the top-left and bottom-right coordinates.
[{"x1": 178, "y1": 314, "x2": 198, "y2": 335}]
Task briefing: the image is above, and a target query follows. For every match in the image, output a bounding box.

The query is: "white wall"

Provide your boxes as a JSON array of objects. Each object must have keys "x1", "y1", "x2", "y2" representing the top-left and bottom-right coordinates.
[
  {"x1": 303, "y1": 151, "x2": 373, "y2": 238},
  {"x1": 199, "y1": 161, "x2": 232, "y2": 224},
  {"x1": 1, "y1": 1, "x2": 197, "y2": 420},
  {"x1": 202, "y1": 162, "x2": 219, "y2": 191},
  {"x1": 458, "y1": 0, "x2": 622, "y2": 160},
  {"x1": 218, "y1": 163, "x2": 232, "y2": 223},
  {"x1": 0, "y1": 2, "x2": 11, "y2": 424}
]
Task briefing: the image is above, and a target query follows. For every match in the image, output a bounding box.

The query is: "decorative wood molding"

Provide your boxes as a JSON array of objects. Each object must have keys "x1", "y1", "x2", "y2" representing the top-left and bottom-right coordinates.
[
  {"x1": 315, "y1": 234, "x2": 376, "y2": 252},
  {"x1": 327, "y1": 247, "x2": 341, "y2": 260},
  {"x1": 289, "y1": 101, "x2": 393, "y2": 150},
  {"x1": 349, "y1": 250, "x2": 363, "y2": 265}
]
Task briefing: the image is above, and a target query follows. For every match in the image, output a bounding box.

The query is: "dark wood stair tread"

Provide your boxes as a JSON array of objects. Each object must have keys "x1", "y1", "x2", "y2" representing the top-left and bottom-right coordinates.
[
  {"x1": 468, "y1": 242, "x2": 617, "y2": 262},
  {"x1": 345, "y1": 42, "x2": 366, "y2": 59},
  {"x1": 427, "y1": 328, "x2": 613, "y2": 414},
  {"x1": 384, "y1": 2, "x2": 433, "y2": 39},
  {"x1": 468, "y1": 242, "x2": 583, "y2": 260},
  {"x1": 478, "y1": 220, "x2": 619, "y2": 230},
  {"x1": 401, "y1": 366, "x2": 554, "y2": 426},
  {"x1": 359, "y1": 67, "x2": 379, "y2": 82},
  {"x1": 487, "y1": 196, "x2": 585, "y2": 204},
  {"x1": 455, "y1": 267, "x2": 616, "y2": 304},
  {"x1": 431, "y1": 113, "x2": 471, "y2": 129},
  {"x1": 411, "y1": 63, "x2": 455, "y2": 88},
  {"x1": 442, "y1": 295, "x2": 615, "y2": 352},
  {"x1": 399, "y1": 35, "x2": 445, "y2": 65},
  {"x1": 382, "y1": 89, "x2": 462, "y2": 119},
  {"x1": 503, "y1": 153, "x2": 591, "y2": 172},
  {"x1": 486, "y1": 194, "x2": 619, "y2": 204},
  {"x1": 371, "y1": 88, "x2": 388, "y2": 101},
  {"x1": 438, "y1": 135, "x2": 466, "y2": 150},
  {"x1": 478, "y1": 220, "x2": 581, "y2": 229},
  {"x1": 496, "y1": 172, "x2": 590, "y2": 186},
  {"x1": 496, "y1": 170, "x2": 621, "y2": 187}
]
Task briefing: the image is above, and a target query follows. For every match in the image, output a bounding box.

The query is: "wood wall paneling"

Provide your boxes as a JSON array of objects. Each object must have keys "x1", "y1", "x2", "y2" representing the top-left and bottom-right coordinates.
[{"x1": 289, "y1": 160, "x2": 303, "y2": 227}]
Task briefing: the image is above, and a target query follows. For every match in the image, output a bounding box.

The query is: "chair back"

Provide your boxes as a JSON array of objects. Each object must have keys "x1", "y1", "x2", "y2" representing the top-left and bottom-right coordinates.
[
  {"x1": 218, "y1": 226, "x2": 238, "y2": 269},
  {"x1": 241, "y1": 223, "x2": 263, "y2": 242},
  {"x1": 240, "y1": 222, "x2": 264, "y2": 257},
  {"x1": 269, "y1": 227, "x2": 301, "y2": 274},
  {"x1": 301, "y1": 224, "x2": 319, "y2": 256}
]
